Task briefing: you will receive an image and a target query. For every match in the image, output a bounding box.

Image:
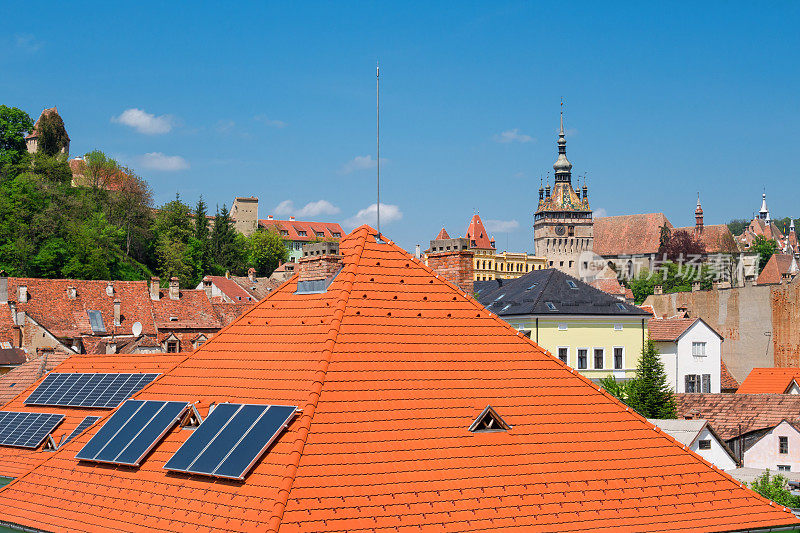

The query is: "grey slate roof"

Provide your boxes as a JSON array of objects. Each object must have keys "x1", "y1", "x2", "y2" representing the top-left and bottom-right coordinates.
[{"x1": 474, "y1": 269, "x2": 649, "y2": 317}]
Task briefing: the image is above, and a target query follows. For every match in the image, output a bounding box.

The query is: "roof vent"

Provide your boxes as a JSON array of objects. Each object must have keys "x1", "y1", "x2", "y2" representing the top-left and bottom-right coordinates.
[
  {"x1": 469, "y1": 406, "x2": 511, "y2": 433},
  {"x1": 180, "y1": 405, "x2": 204, "y2": 429}
]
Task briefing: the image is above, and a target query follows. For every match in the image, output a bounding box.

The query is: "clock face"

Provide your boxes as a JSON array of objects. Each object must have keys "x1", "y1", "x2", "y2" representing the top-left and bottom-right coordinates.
[{"x1": 555, "y1": 225, "x2": 566, "y2": 236}]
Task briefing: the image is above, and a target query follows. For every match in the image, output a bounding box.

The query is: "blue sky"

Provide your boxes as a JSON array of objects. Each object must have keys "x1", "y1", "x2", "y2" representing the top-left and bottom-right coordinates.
[{"x1": 2, "y1": 2, "x2": 798, "y2": 252}]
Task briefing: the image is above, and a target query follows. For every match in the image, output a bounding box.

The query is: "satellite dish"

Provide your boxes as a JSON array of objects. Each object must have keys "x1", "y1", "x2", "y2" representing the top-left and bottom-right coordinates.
[{"x1": 132, "y1": 322, "x2": 143, "y2": 337}]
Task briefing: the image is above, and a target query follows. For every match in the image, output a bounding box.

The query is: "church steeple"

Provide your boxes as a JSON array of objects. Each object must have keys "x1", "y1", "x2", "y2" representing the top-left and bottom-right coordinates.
[{"x1": 553, "y1": 100, "x2": 572, "y2": 183}]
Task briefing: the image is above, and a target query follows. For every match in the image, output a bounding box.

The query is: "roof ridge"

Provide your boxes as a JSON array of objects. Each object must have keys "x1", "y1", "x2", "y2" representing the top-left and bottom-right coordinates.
[
  {"x1": 530, "y1": 269, "x2": 555, "y2": 311},
  {"x1": 266, "y1": 226, "x2": 368, "y2": 533}
]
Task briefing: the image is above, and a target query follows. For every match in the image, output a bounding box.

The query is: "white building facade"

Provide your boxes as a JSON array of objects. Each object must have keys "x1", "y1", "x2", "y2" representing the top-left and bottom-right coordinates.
[
  {"x1": 651, "y1": 318, "x2": 723, "y2": 394},
  {"x1": 743, "y1": 421, "x2": 800, "y2": 474},
  {"x1": 648, "y1": 419, "x2": 737, "y2": 471}
]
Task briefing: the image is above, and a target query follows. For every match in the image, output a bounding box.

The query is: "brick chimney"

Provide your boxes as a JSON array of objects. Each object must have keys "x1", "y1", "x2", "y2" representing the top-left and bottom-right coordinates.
[
  {"x1": 12, "y1": 326, "x2": 22, "y2": 348},
  {"x1": 18, "y1": 285, "x2": 28, "y2": 303},
  {"x1": 654, "y1": 284, "x2": 663, "y2": 295},
  {"x1": 150, "y1": 277, "x2": 160, "y2": 301},
  {"x1": 113, "y1": 298, "x2": 121, "y2": 326},
  {"x1": 425, "y1": 237, "x2": 474, "y2": 294},
  {"x1": 299, "y1": 242, "x2": 341, "y2": 281},
  {"x1": 67, "y1": 285, "x2": 77, "y2": 300},
  {"x1": 247, "y1": 268, "x2": 256, "y2": 282},
  {"x1": 201, "y1": 276, "x2": 213, "y2": 299},
  {"x1": 169, "y1": 277, "x2": 180, "y2": 300}
]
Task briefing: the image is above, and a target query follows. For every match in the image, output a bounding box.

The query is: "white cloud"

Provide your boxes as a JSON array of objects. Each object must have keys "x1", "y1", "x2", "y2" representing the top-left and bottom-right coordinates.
[
  {"x1": 494, "y1": 129, "x2": 534, "y2": 144},
  {"x1": 254, "y1": 114, "x2": 287, "y2": 128},
  {"x1": 345, "y1": 203, "x2": 403, "y2": 228},
  {"x1": 274, "y1": 199, "x2": 341, "y2": 218},
  {"x1": 138, "y1": 152, "x2": 189, "y2": 171},
  {"x1": 485, "y1": 219, "x2": 520, "y2": 233},
  {"x1": 216, "y1": 119, "x2": 236, "y2": 134},
  {"x1": 15, "y1": 34, "x2": 43, "y2": 53},
  {"x1": 594, "y1": 207, "x2": 607, "y2": 218},
  {"x1": 112, "y1": 108, "x2": 175, "y2": 135},
  {"x1": 338, "y1": 155, "x2": 389, "y2": 175}
]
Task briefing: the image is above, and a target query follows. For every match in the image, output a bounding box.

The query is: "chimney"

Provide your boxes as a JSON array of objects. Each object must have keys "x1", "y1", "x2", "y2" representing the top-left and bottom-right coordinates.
[
  {"x1": 248, "y1": 268, "x2": 256, "y2": 282},
  {"x1": 150, "y1": 277, "x2": 160, "y2": 301},
  {"x1": 415, "y1": 244, "x2": 421, "y2": 259},
  {"x1": 113, "y1": 298, "x2": 121, "y2": 326},
  {"x1": 18, "y1": 285, "x2": 28, "y2": 303},
  {"x1": 299, "y1": 242, "x2": 341, "y2": 281},
  {"x1": 12, "y1": 326, "x2": 22, "y2": 348},
  {"x1": 67, "y1": 285, "x2": 77, "y2": 300},
  {"x1": 202, "y1": 276, "x2": 213, "y2": 299},
  {"x1": 289, "y1": 216, "x2": 295, "y2": 221},
  {"x1": 426, "y1": 237, "x2": 474, "y2": 295},
  {"x1": 169, "y1": 277, "x2": 180, "y2": 300},
  {"x1": 268, "y1": 214, "x2": 273, "y2": 220},
  {"x1": 654, "y1": 284, "x2": 663, "y2": 295},
  {"x1": 106, "y1": 282, "x2": 114, "y2": 297},
  {"x1": 9, "y1": 302, "x2": 16, "y2": 324},
  {"x1": 0, "y1": 270, "x2": 7, "y2": 304},
  {"x1": 692, "y1": 280, "x2": 701, "y2": 292}
]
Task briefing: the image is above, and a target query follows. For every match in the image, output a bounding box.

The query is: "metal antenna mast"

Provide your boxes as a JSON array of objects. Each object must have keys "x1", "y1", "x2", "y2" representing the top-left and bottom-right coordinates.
[{"x1": 376, "y1": 61, "x2": 380, "y2": 236}]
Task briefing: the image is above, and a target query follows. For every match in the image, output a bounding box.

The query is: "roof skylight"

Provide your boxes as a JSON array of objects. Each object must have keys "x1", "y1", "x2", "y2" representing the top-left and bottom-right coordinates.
[
  {"x1": 546, "y1": 302, "x2": 557, "y2": 311},
  {"x1": 616, "y1": 303, "x2": 628, "y2": 311},
  {"x1": 567, "y1": 280, "x2": 578, "y2": 289}
]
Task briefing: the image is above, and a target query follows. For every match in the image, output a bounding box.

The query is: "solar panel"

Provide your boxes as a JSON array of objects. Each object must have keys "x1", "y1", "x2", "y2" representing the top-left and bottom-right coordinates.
[
  {"x1": 0, "y1": 411, "x2": 64, "y2": 449},
  {"x1": 25, "y1": 373, "x2": 159, "y2": 408},
  {"x1": 87, "y1": 310, "x2": 106, "y2": 334},
  {"x1": 59, "y1": 416, "x2": 101, "y2": 448},
  {"x1": 164, "y1": 404, "x2": 296, "y2": 480},
  {"x1": 76, "y1": 400, "x2": 188, "y2": 466}
]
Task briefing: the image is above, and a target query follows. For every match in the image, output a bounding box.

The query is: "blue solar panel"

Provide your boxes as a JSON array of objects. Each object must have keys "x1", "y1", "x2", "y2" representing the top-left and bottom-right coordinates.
[
  {"x1": 76, "y1": 400, "x2": 188, "y2": 466},
  {"x1": 164, "y1": 404, "x2": 296, "y2": 480},
  {"x1": 25, "y1": 373, "x2": 160, "y2": 408},
  {"x1": 0, "y1": 411, "x2": 64, "y2": 449},
  {"x1": 59, "y1": 416, "x2": 101, "y2": 448}
]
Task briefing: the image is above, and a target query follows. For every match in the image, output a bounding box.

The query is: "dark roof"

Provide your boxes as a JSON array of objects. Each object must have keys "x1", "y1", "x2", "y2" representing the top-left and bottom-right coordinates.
[
  {"x1": 475, "y1": 269, "x2": 650, "y2": 316},
  {"x1": 0, "y1": 348, "x2": 26, "y2": 366}
]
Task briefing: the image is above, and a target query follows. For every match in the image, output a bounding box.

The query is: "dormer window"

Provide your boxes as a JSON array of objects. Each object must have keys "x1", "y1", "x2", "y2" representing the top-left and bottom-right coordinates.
[
  {"x1": 546, "y1": 302, "x2": 557, "y2": 311},
  {"x1": 469, "y1": 406, "x2": 511, "y2": 433}
]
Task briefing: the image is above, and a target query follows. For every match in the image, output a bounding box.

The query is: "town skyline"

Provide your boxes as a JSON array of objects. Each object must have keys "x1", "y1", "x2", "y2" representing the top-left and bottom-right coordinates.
[{"x1": 3, "y1": 2, "x2": 798, "y2": 252}]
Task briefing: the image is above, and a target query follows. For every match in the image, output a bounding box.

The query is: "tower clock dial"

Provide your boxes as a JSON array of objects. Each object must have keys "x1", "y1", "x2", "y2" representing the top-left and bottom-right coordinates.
[{"x1": 555, "y1": 225, "x2": 566, "y2": 236}]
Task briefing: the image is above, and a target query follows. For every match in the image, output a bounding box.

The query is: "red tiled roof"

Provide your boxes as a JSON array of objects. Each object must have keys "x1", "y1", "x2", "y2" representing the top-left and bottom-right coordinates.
[
  {"x1": 206, "y1": 275, "x2": 255, "y2": 302},
  {"x1": 434, "y1": 227, "x2": 450, "y2": 240},
  {"x1": 211, "y1": 301, "x2": 255, "y2": 327},
  {"x1": 258, "y1": 219, "x2": 343, "y2": 242},
  {"x1": 0, "y1": 350, "x2": 71, "y2": 406},
  {"x1": 737, "y1": 368, "x2": 800, "y2": 394},
  {"x1": 68, "y1": 158, "x2": 133, "y2": 192},
  {"x1": 151, "y1": 289, "x2": 221, "y2": 330},
  {"x1": 676, "y1": 393, "x2": 800, "y2": 440},
  {"x1": 589, "y1": 277, "x2": 626, "y2": 297},
  {"x1": 675, "y1": 224, "x2": 738, "y2": 253},
  {"x1": 465, "y1": 213, "x2": 494, "y2": 249},
  {"x1": 756, "y1": 254, "x2": 797, "y2": 285},
  {"x1": 230, "y1": 275, "x2": 282, "y2": 300},
  {"x1": 648, "y1": 318, "x2": 697, "y2": 341},
  {"x1": 594, "y1": 213, "x2": 673, "y2": 256},
  {"x1": 0, "y1": 352, "x2": 184, "y2": 479},
  {"x1": 0, "y1": 226, "x2": 795, "y2": 532},
  {"x1": 0, "y1": 348, "x2": 26, "y2": 366},
  {"x1": 721, "y1": 360, "x2": 739, "y2": 391},
  {"x1": 7, "y1": 278, "x2": 156, "y2": 338}
]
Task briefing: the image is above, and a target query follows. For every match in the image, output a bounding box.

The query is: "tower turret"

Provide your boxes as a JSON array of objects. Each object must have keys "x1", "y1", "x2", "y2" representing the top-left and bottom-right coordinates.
[
  {"x1": 553, "y1": 104, "x2": 572, "y2": 184},
  {"x1": 695, "y1": 193, "x2": 704, "y2": 235}
]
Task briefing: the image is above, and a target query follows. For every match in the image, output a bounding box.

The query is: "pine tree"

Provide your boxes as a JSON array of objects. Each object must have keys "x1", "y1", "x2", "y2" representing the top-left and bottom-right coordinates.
[
  {"x1": 628, "y1": 339, "x2": 677, "y2": 419},
  {"x1": 194, "y1": 197, "x2": 210, "y2": 275}
]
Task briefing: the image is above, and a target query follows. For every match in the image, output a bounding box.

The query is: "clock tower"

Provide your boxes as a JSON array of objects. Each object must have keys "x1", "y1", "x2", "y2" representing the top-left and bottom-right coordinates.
[{"x1": 533, "y1": 108, "x2": 593, "y2": 277}]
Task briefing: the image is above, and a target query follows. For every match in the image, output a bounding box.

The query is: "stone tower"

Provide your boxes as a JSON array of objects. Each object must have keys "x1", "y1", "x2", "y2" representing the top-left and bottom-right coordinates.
[{"x1": 533, "y1": 109, "x2": 593, "y2": 277}]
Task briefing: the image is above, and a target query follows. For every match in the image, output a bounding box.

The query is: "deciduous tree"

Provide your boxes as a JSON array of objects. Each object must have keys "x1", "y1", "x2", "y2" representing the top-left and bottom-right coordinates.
[{"x1": 248, "y1": 229, "x2": 288, "y2": 276}]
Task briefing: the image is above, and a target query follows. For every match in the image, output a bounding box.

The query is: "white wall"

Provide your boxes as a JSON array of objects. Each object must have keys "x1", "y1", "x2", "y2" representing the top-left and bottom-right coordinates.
[
  {"x1": 656, "y1": 341, "x2": 679, "y2": 392},
  {"x1": 743, "y1": 421, "x2": 800, "y2": 472},
  {"x1": 657, "y1": 321, "x2": 722, "y2": 393},
  {"x1": 690, "y1": 426, "x2": 737, "y2": 470}
]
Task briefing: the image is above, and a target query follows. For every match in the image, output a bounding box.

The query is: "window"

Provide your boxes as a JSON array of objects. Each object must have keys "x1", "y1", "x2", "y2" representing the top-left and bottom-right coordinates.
[
  {"x1": 692, "y1": 342, "x2": 707, "y2": 356},
  {"x1": 294, "y1": 242, "x2": 302, "y2": 250},
  {"x1": 780, "y1": 436, "x2": 789, "y2": 454},
  {"x1": 685, "y1": 374, "x2": 707, "y2": 393},
  {"x1": 778, "y1": 465, "x2": 791, "y2": 472},
  {"x1": 332, "y1": 232, "x2": 341, "y2": 238},
  {"x1": 614, "y1": 347, "x2": 623, "y2": 370},
  {"x1": 298, "y1": 230, "x2": 307, "y2": 236},
  {"x1": 698, "y1": 439, "x2": 711, "y2": 450},
  {"x1": 316, "y1": 231, "x2": 324, "y2": 237},
  {"x1": 280, "y1": 230, "x2": 289, "y2": 236},
  {"x1": 558, "y1": 347, "x2": 568, "y2": 364},
  {"x1": 615, "y1": 303, "x2": 627, "y2": 311},
  {"x1": 577, "y1": 349, "x2": 588, "y2": 369},
  {"x1": 567, "y1": 280, "x2": 578, "y2": 289},
  {"x1": 558, "y1": 323, "x2": 568, "y2": 331},
  {"x1": 614, "y1": 323, "x2": 623, "y2": 331},
  {"x1": 166, "y1": 340, "x2": 179, "y2": 353},
  {"x1": 594, "y1": 348, "x2": 604, "y2": 369},
  {"x1": 469, "y1": 406, "x2": 511, "y2": 432},
  {"x1": 702, "y1": 374, "x2": 711, "y2": 393},
  {"x1": 546, "y1": 302, "x2": 557, "y2": 311}
]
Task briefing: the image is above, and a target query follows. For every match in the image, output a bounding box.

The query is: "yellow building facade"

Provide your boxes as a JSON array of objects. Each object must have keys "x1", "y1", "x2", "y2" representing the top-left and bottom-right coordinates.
[{"x1": 473, "y1": 250, "x2": 547, "y2": 281}]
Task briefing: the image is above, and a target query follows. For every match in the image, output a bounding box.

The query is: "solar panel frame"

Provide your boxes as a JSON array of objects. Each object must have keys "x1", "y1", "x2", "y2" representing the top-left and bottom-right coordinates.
[
  {"x1": 76, "y1": 400, "x2": 188, "y2": 466},
  {"x1": 25, "y1": 373, "x2": 160, "y2": 409},
  {"x1": 58, "y1": 416, "x2": 101, "y2": 448},
  {"x1": 0, "y1": 411, "x2": 65, "y2": 449},
  {"x1": 164, "y1": 404, "x2": 297, "y2": 480}
]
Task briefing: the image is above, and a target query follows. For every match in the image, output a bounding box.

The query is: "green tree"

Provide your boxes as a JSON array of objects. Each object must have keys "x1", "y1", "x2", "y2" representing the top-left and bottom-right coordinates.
[
  {"x1": 151, "y1": 195, "x2": 202, "y2": 286},
  {"x1": 194, "y1": 197, "x2": 211, "y2": 275},
  {"x1": 248, "y1": 229, "x2": 288, "y2": 276},
  {"x1": 627, "y1": 262, "x2": 714, "y2": 304},
  {"x1": 750, "y1": 470, "x2": 800, "y2": 508},
  {"x1": 36, "y1": 110, "x2": 69, "y2": 156},
  {"x1": 627, "y1": 339, "x2": 676, "y2": 419},
  {"x1": 81, "y1": 150, "x2": 119, "y2": 192},
  {"x1": 210, "y1": 204, "x2": 246, "y2": 275},
  {"x1": 599, "y1": 375, "x2": 634, "y2": 404},
  {"x1": 106, "y1": 166, "x2": 154, "y2": 259},
  {"x1": 727, "y1": 219, "x2": 750, "y2": 237},
  {"x1": 0, "y1": 106, "x2": 33, "y2": 172},
  {"x1": 751, "y1": 235, "x2": 778, "y2": 274}
]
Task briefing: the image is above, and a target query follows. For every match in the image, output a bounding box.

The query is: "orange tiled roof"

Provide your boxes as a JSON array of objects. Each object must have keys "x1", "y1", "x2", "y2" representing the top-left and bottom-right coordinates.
[
  {"x1": 0, "y1": 352, "x2": 185, "y2": 479},
  {"x1": 258, "y1": 219, "x2": 343, "y2": 242},
  {"x1": 0, "y1": 225, "x2": 795, "y2": 532},
  {"x1": 594, "y1": 213, "x2": 673, "y2": 256},
  {"x1": 721, "y1": 360, "x2": 739, "y2": 391},
  {"x1": 589, "y1": 277, "x2": 627, "y2": 297},
  {"x1": 205, "y1": 275, "x2": 256, "y2": 302},
  {"x1": 676, "y1": 393, "x2": 800, "y2": 440},
  {"x1": 756, "y1": 254, "x2": 797, "y2": 285},
  {"x1": 737, "y1": 368, "x2": 800, "y2": 394},
  {"x1": 675, "y1": 224, "x2": 738, "y2": 253},
  {"x1": 434, "y1": 227, "x2": 450, "y2": 240},
  {"x1": 648, "y1": 318, "x2": 698, "y2": 341},
  {"x1": 151, "y1": 289, "x2": 222, "y2": 330},
  {"x1": 0, "y1": 351, "x2": 71, "y2": 406},
  {"x1": 465, "y1": 213, "x2": 494, "y2": 249}
]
